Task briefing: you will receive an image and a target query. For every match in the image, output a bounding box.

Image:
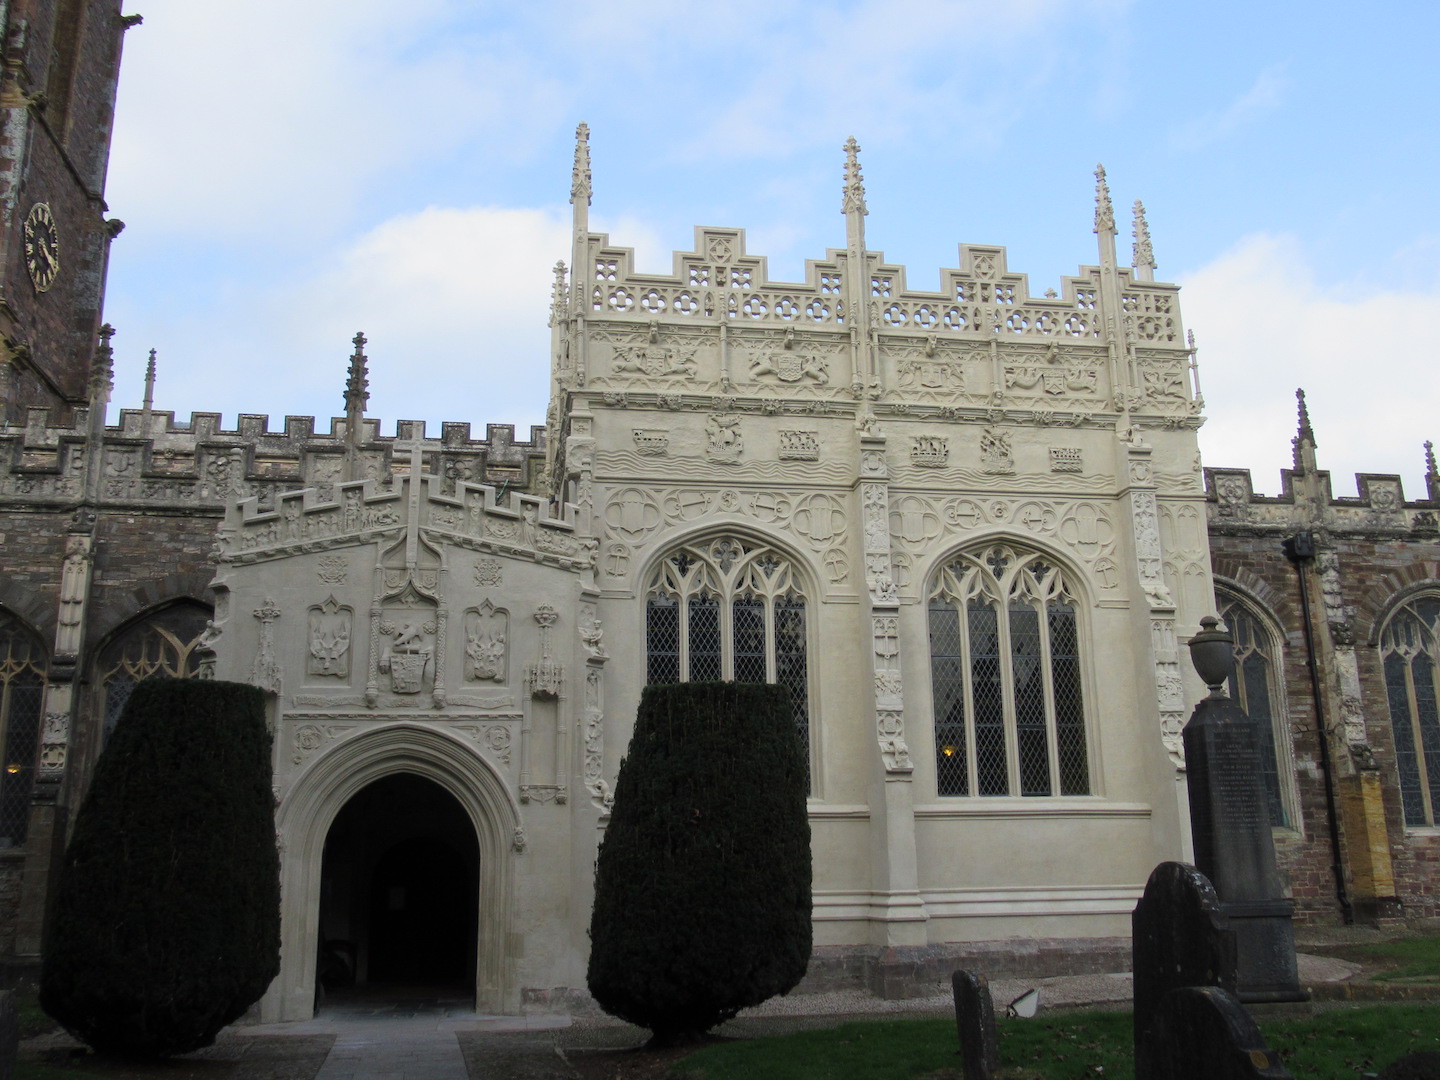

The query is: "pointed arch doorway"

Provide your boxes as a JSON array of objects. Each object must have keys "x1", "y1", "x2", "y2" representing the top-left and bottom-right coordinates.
[{"x1": 319, "y1": 773, "x2": 478, "y2": 1000}]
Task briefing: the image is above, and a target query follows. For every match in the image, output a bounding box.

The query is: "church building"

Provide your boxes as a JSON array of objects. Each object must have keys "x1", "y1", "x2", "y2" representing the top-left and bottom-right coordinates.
[{"x1": 1, "y1": 0, "x2": 1436, "y2": 1019}]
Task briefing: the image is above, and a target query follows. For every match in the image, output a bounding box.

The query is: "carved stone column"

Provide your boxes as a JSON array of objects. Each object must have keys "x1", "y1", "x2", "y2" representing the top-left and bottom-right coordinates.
[
  {"x1": 857, "y1": 432, "x2": 926, "y2": 944},
  {"x1": 1126, "y1": 445, "x2": 1186, "y2": 763}
]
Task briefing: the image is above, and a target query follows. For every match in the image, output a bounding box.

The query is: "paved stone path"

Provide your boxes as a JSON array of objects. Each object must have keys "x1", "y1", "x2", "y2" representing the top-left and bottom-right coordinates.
[
  {"x1": 19, "y1": 952, "x2": 1372, "y2": 1080},
  {"x1": 246, "y1": 994, "x2": 570, "y2": 1080}
]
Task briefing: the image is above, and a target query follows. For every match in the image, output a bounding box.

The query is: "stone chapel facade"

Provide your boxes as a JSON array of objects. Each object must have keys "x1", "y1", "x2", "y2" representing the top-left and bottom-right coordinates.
[{"x1": 1, "y1": 0, "x2": 1438, "y2": 1017}]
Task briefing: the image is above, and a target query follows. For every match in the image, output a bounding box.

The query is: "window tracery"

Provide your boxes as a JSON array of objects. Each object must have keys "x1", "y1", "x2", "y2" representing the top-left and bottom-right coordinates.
[
  {"x1": 928, "y1": 543, "x2": 1089, "y2": 797},
  {"x1": 644, "y1": 537, "x2": 810, "y2": 781},
  {"x1": 0, "y1": 613, "x2": 47, "y2": 847},
  {"x1": 1215, "y1": 590, "x2": 1293, "y2": 828},
  {"x1": 1380, "y1": 595, "x2": 1440, "y2": 828},
  {"x1": 95, "y1": 603, "x2": 212, "y2": 744}
]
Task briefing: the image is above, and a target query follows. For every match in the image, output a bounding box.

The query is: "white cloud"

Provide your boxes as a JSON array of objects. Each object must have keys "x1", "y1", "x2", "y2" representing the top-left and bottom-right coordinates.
[
  {"x1": 1169, "y1": 65, "x2": 1289, "y2": 149},
  {"x1": 1182, "y1": 233, "x2": 1440, "y2": 498},
  {"x1": 110, "y1": 1, "x2": 565, "y2": 244}
]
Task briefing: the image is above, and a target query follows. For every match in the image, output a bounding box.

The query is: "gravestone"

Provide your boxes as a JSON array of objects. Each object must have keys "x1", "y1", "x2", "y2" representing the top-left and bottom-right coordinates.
[
  {"x1": 1184, "y1": 617, "x2": 1306, "y2": 1003},
  {"x1": 1149, "y1": 985, "x2": 1293, "y2": 1080},
  {"x1": 1132, "y1": 861, "x2": 1237, "y2": 1080},
  {"x1": 951, "y1": 970, "x2": 998, "y2": 1080}
]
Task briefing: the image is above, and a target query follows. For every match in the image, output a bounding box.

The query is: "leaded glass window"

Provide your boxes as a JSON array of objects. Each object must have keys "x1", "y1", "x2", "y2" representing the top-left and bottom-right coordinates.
[
  {"x1": 1216, "y1": 592, "x2": 1291, "y2": 828},
  {"x1": 645, "y1": 538, "x2": 811, "y2": 782},
  {"x1": 928, "y1": 544, "x2": 1089, "y2": 797},
  {"x1": 96, "y1": 603, "x2": 211, "y2": 744},
  {"x1": 0, "y1": 613, "x2": 48, "y2": 848},
  {"x1": 1380, "y1": 596, "x2": 1440, "y2": 828}
]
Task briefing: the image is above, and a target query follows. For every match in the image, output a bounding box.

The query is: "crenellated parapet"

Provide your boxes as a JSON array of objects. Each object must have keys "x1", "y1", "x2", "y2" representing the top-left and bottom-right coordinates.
[
  {"x1": 1205, "y1": 466, "x2": 1440, "y2": 536},
  {"x1": 562, "y1": 227, "x2": 1191, "y2": 419},
  {"x1": 0, "y1": 406, "x2": 549, "y2": 512},
  {"x1": 218, "y1": 472, "x2": 590, "y2": 575}
]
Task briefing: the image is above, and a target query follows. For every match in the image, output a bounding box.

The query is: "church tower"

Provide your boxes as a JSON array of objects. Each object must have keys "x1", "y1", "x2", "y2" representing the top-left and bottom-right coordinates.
[{"x1": 0, "y1": 0, "x2": 135, "y2": 422}]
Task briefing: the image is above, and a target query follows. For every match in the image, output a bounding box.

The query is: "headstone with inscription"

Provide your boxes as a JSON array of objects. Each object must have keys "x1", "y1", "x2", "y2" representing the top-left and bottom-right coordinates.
[
  {"x1": 1132, "y1": 861, "x2": 1237, "y2": 1080},
  {"x1": 1184, "y1": 617, "x2": 1306, "y2": 1003},
  {"x1": 951, "y1": 970, "x2": 999, "y2": 1080}
]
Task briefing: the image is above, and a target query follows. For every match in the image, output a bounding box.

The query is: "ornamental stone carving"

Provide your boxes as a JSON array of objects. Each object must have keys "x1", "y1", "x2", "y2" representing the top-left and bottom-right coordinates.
[
  {"x1": 307, "y1": 596, "x2": 353, "y2": 679},
  {"x1": 463, "y1": 602, "x2": 507, "y2": 683},
  {"x1": 748, "y1": 352, "x2": 828, "y2": 384},
  {"x1": 980, "y1": 428, "x2": 1014, "y2": 474},
  {"x1": 778, "y1": 430, "x2": 820, "y2": 461},
  {"x1": 250, "y1": 598, "x2": 283, "y2": 693},
  {"x1": 705, "y1": 412, "x2": 743, "y2": 463},
  {"x1": 378, "y1": 614, "x2": 436, "y2": 694},
  {"x1": 528, "y1": 605, "x2": 563, "y2": 699}
]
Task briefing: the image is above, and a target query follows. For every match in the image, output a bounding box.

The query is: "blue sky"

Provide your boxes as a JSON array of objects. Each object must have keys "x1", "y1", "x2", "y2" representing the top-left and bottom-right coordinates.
[{"x1": 103, "y1": 0, "x2": 1440, "y2": 497}]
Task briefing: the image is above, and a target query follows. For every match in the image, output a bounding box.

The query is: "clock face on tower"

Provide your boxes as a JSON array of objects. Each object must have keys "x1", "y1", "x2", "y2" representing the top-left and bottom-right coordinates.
[{"x1": 23, "y1": 203, "x2": 60, "y2": 293}]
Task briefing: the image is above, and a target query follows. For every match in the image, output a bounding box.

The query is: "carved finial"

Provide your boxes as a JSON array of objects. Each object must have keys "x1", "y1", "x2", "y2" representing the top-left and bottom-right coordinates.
[
  {"x1": 1291, "y1": 387, "x2": 1318, "y2": 473},
  {"x1": 1295, "y1": 387, "x2": 1315, "y2": 448},
  {"x1": 842, "y1": 136, "x2": 867, "y2": 217},
  {"x1": 1093, "y1": 164, "x2": 1115, "y2": 234},
  {"x1": 142, "y1": 348, "x2": 157, "y2": 412},
  {"x1": 89, "y1": 324, "x2": 115, "y2": 402},
  {"x1": 1187, "y1": 328, "x2": 1196, "y2": 351},
  {"x1": 1425, "y1": 441, "x2": 1438, "y2": 500},
  {"x1": 571, "y1": 123, "x2": 592, "y2": 206},
  {"x1": 1132, "y1": 199, "x2": 1154, "y2": 275},
  {"x1": 345, "y1": 331, "x2": 369, "y2": 419},
  {"x1": 549, "y1": 261, "x2": 568, "y2": 327}
]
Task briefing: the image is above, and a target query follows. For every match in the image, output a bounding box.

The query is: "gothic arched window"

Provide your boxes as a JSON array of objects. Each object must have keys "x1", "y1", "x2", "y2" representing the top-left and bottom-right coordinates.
[
  {"x1": 0, "y1": 613, "x2": 47, "y2": 847},
  {"x1": 95, "y1": 602, "x2": 212, "y2": 745},
  {"x1": 928, "y1": 543, "x2": 1089, "y2": 797},
  {"x1": 1215, "y1": 590, "x2": 1292, "y2": 828},
  {"x1": 1380, "y1": 595, "x2": 1440, "y2": 828},
  {"x1": 644, "y1": 537, "x2": 810, "y2": 779}
]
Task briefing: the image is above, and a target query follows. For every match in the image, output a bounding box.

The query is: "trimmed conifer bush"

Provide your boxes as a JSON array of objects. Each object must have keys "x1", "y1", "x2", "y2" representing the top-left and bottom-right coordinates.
[
  {"x1": 587, "y1": 681, "x2": 812, "y2": 1045},
  {"x1": 41, "y1": 678, "x2": 280, "y2": 1058}
]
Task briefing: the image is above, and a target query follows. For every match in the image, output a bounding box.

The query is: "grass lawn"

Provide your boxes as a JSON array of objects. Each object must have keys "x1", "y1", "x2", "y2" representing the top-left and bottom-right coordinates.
[
  {"x1": 673, "y1": 1005, "x2": 1440, "y2": 1080},
  {"x1": 1357, "y1": 937, "x2": 1440, "y2": 982}
]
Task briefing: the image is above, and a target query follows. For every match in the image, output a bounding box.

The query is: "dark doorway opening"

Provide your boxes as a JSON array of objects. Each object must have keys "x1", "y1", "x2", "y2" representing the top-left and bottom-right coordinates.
[{"x1": 319, "y1": 773, "x2": 478, "y2": 1003}]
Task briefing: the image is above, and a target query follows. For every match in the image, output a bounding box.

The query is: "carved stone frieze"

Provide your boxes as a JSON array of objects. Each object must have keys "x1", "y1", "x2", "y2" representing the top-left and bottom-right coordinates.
[
  {"x1": 705, "y1": 412, "x2": 743, "y2": 463},
  {"x1": 632, "y1": 429, "x2": 669, "y2": 455},
  {"x1": 778, "y1": 430, "x2": 819, "y2": 461},
  {"x1": 910, "y1": 436, "x2": 948, "y2": 468},
  {"x1": 980, "y1": 428, "x2": 1013, "y2": 474},
  {"x1": 317, "y1": 555, "x2": 348, "y2": 585},
  {"x1": 611, "y1": 343, "x2": 698, "y2": 379},
  {"x1": 1050, "y1": 447, "x2": 1083, "y2": 473},
  {"x1": 747, "y1": 351, "x2": 829, "y2": 385}
]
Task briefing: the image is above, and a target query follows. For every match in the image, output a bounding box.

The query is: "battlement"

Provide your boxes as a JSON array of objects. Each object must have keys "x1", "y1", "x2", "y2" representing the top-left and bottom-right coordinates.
[
  {"x1": 580, "y1": 227, "x2": 1182, "y2": 346},
  {"x1": 0, "y1": 407, "x2": 550, "y2": 510},
  {"x1": 220, "y1": 472, "x2": 590, "y2": 574},
  {"x1": 1205, "y1": 466, "x2": 1440, "y2": 534}
]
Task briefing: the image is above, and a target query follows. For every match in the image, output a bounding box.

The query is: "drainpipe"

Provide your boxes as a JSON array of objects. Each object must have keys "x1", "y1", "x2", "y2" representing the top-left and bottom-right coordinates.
[{"x1": 1282, "y1": 530, "x2": 1353, "y2": 924}]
